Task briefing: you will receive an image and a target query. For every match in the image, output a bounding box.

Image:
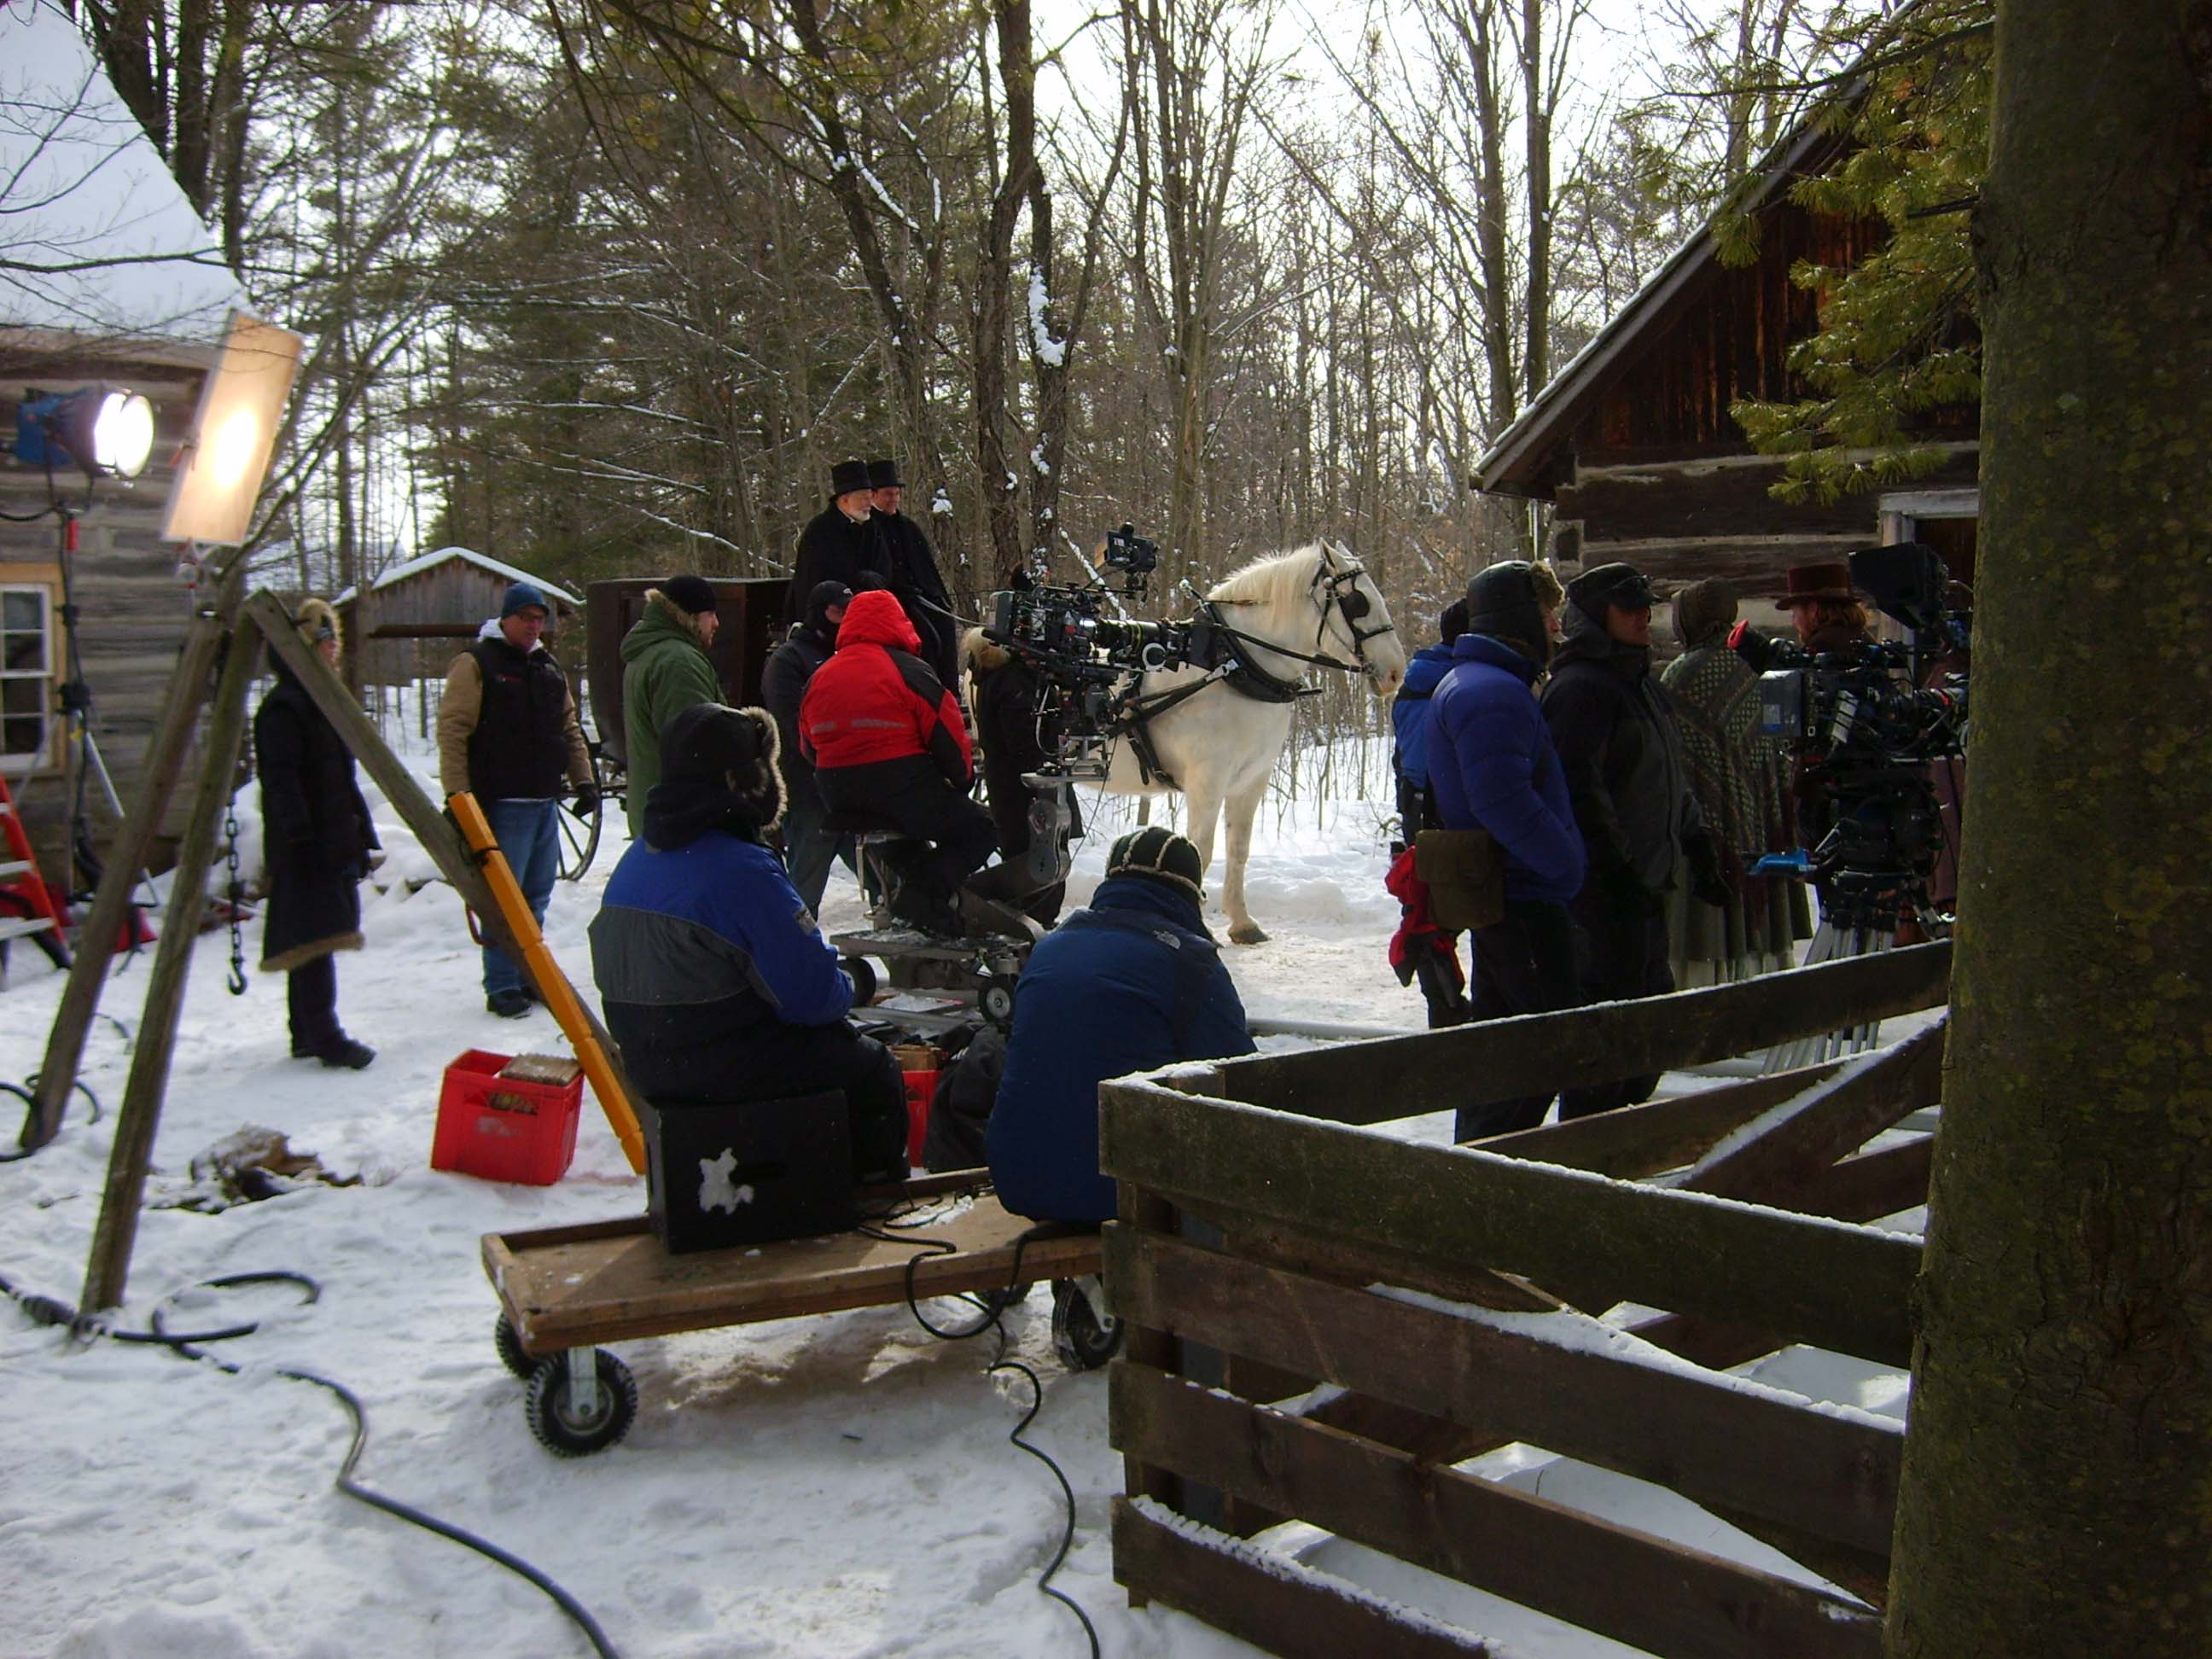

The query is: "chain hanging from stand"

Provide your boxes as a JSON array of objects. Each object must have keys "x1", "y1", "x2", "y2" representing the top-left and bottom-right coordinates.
[{"x1": 223, "y1": 796, "x2": 247, "y2": 996}]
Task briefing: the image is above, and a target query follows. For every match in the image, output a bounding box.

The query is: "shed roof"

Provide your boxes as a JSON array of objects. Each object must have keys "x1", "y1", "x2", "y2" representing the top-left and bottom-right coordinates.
[
  {"x1": 334, "y1": 546, "x2": 582, "y2": 610},
  {"x1": 0, "y1": 0, "x2": 251, "y2": 346},
  {"x1": 1474, "y1": 116, "x2": 1850, "y2": 500}
]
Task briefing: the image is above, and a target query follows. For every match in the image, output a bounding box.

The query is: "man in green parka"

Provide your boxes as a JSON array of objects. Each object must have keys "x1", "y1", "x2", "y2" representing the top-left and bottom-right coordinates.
[{"x1": 619, "y1": 575, "x2": 723, "y2": 840}]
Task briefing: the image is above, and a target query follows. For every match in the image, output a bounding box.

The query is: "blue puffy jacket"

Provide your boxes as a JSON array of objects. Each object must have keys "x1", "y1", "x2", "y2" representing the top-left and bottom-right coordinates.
[
  {"x1": 589, "y1": 829, "x2": 856, "y2": 1101},
  {"x1": 1427, "y1": 633, "x2": 1587, "y2": 905},
  {"x1": 1390, "y1": 641, "x2": 1458, "y2": 830},
  {"x1": 987, "y1": 876, "x2": 1255, "y2": 1223}
]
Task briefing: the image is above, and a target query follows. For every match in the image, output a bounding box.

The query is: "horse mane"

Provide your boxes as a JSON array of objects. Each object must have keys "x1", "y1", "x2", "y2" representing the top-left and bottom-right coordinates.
[{"x1": 1206, "y1": 543, "x2": 1332, "y2": 608}]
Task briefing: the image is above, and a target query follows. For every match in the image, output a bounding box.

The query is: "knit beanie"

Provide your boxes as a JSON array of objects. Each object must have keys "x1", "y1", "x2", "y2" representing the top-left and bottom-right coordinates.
[
  {"x1": 1105, "y1": 826, "x2": 1205, "y2": 903},
  {"x1": 662, "y1": 574, "x2": 718, "y2": 616},
  {"x1": 1672, "y1": 578, "x2": 1738, "y2": 649},
  {"x1": 500, "y1": 580, "x2": 549, "y2": 618}
]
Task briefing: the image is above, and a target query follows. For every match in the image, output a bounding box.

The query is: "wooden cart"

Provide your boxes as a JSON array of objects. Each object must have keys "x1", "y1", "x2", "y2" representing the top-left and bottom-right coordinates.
[{"x1": 481, "y1": 1170, "x2": 1109, "y2": 1455}]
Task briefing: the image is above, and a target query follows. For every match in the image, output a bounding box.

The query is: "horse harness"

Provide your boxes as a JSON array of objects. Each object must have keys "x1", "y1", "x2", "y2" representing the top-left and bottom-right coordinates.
[{"x1": 1109, "y1": 548, "x2": 1394, "y2": 789}]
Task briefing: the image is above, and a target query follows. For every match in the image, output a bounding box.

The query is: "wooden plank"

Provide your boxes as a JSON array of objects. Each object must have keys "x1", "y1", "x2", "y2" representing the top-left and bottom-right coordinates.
[
  {"x1": 1795, "y1": 1136, "x2": 1932, "y2": 1224},
  {"x1": 1109, "y1": 1228, "x2": 1903, "y2": 1556},
  {"x1": 490, "y1": 1195, "x2": 1100, "y2": 1351},
  {"x1": 1117, "y1": 1182, "x2": 1185, "y2": 1545},
  {"x1": 25, "y1": 595, "x2": 227, "y2": 1149},
  {"x1": 1474, "y1": 1059, "x2": 1850, "y2": 1177},
  {"x1": 1098, "y1": 1080, "x2": 1920, "y2": 1365},
  {"x1": 1211, "y1": 944, "x2": 1950, "y2": 1124},
  {"x1": 1680, "y1": 1020, "x2": 1947, "y2": 1202},
  {"x1": 1113, "y1": 1364, "x2": 1883, "y2": 1659},
  {"x1": 1111, "y1": 1497, "x2": 1501, "y2": 1659},
  {"x1": 79, "y1": 620, "x2": 260, "y2": 1313}
]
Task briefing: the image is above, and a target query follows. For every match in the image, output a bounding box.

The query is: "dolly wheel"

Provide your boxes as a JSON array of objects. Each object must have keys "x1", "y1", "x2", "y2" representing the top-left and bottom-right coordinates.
[
  {"x1": 525, "y1": 1348, "x2": 638, "y2": 1457},
  {"x1": 493, "y1": 1312, "x2": 538, "y2": 1380},
  {"x1": 1051, "y1": 1278, "x2": 1122, "y2": 1371},
  {"x1": 980, "y1": 975, "x2": 1017, "y2": 1027}
]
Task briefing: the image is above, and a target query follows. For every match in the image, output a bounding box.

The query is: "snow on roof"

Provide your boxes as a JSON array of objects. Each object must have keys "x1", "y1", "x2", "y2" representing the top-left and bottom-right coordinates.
[
  {"x1": 341, "y1": 544, "x2": 582, "y2": 609},
  {"x1": 0, "y1": 0, "x2": 250, "y2": 344}
]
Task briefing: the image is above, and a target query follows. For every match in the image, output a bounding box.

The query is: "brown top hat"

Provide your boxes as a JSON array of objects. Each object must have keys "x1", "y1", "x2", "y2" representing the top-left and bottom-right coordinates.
[{"x1": 1781, "y1": 561, "x2": 1857, "y2": 607}]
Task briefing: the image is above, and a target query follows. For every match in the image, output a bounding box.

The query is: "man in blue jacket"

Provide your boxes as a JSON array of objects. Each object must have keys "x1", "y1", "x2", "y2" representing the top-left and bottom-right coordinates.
[
  {"x1": 1428, "y1": 561, "x2": 1588, "y2": 1141},
  {"x1": 1388, "y1": 596, "x2": 1472, "y2": 1026},
  {"x1": 588, "y1": 702, "x2": 909, "y2": 1184},
  {"x1": 987, "y1": 828, "x2": 1255, "y2": 1225},
  {"x1": 1391, "y1": 596, "x2": 1469, "y2": 838}
]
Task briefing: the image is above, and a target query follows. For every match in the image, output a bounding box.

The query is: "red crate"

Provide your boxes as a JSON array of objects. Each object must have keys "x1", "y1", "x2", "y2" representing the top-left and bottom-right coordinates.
[{"x1": 430, "y1": 1050, "x2": 583, "y2": 1185}]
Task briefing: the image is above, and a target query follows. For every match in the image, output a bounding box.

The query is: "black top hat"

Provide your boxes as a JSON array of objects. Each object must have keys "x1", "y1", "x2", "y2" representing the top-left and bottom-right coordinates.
[
  {"x1": 830, "y1": 458, "x2": 871, "y2": 497},
  {"x1": 866, "y1": 457, "x2": 901, "y2": 490}
]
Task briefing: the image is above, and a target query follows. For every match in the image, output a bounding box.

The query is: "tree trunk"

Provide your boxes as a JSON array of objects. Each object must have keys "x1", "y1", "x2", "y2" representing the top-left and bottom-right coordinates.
[{"x1": 1884, "y1": 3, "x2": 2212, "y2": 1653}]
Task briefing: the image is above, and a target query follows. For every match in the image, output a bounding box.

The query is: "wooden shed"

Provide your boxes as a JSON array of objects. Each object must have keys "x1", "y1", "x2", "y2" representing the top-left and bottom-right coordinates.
[
  {"x1": 335, "y1": 546, "x2": 584, "y2": 692},
  {"x1": 0, "y1": 3, "x2": 252, "y2": 898},
  {"x1": 1476, "y1": 118, "x2": 1980, "y2": 636}
]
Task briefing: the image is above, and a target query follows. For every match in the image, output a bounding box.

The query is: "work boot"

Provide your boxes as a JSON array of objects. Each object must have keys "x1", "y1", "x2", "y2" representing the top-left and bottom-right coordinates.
[
  {"x1": 486, "y1": 989, "x2": 531, "y2": 1019},
  {"x1": 314, "y1": 1033, "x2": 376, "y2": 1070}
]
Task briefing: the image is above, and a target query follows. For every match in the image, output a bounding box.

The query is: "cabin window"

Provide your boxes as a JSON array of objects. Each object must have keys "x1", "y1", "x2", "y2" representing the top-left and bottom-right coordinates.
[{"x1": 0, "y1": 580, "x2": 55, "y2": 775}]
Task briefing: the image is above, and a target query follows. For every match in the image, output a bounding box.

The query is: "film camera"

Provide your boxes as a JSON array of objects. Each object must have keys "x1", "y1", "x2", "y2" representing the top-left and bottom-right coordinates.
[
  {"x1": 1741, "y1": 542, "x2": 1970, "y2": 932},
  {"x1": 983, "y1": 526, "x2": 1206, "y2": 886}
]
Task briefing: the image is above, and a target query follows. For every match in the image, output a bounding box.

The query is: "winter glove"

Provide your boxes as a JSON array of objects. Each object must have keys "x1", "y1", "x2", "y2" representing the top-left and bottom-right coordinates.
[
  {"x1": 1684, "y1": 830, "x2": 1732, "y2": 910},
  {"x1": 570, "y1": 783, "x2": 601, "y2": 819}
]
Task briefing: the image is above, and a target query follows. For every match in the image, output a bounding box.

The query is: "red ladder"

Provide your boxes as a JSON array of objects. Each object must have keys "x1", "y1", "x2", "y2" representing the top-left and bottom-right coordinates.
[{"x1": 0, "y1": 767, "x2": 68, "y2": 970}]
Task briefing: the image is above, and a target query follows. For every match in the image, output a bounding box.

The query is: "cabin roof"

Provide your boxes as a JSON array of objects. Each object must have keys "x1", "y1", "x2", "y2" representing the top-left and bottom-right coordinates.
[
  {"x1": 334, "y1": 546, "x2": 582, "y2": 610},
  {"x1": 0, "y1": 2, "x2": 251, "y2": 346},
  {"x1": 1474, "y1": 116, "x2": 1850, "y2": 500}
]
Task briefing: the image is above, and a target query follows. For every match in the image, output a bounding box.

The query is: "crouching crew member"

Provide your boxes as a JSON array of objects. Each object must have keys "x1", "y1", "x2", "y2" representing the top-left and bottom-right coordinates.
[
  {"x1": 799, "y1": 587, "x2": 997, "y2": 935},
  {"x1": 987, "y1": 829, "x2": 1255, "y2": 1225},
  {"x1": 587, "y1": 703, "x2": 908, "y2": 1185}
]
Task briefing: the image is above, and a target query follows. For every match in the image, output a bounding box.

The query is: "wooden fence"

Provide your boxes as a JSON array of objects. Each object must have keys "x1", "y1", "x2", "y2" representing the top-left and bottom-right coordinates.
[{"x1": 1098, "y1": 942, "x2": 1950, "y2": 1658}]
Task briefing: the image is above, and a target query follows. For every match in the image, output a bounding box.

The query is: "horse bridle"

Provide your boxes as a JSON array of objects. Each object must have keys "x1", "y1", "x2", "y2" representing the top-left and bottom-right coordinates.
[{"x1": 1306, "y1": 543, "x2": 1397, "y2": 681}]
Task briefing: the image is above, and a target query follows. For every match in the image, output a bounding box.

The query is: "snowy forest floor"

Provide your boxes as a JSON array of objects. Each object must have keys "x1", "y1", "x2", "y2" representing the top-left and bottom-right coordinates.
[{"x1": 0, "y1": 730, "x2": 1924, "y2": 1659}]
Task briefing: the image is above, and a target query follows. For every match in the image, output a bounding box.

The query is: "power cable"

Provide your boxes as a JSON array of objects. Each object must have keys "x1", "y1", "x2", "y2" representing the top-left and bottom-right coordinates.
[{"x1": 0, "y1": 1267, "x2": 623, "y2": 1659}]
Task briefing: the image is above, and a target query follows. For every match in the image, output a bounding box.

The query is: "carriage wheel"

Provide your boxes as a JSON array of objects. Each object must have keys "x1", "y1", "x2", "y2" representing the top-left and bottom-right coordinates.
[{"x1": 556, "y1": 752, "x2": 614, "y2": 882}]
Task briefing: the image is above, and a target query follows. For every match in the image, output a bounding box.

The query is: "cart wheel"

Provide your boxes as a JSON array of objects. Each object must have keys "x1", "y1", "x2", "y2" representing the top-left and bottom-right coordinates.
[
  {"x1": 525, "y1": 1349, "x2": 638, "y2": 1457},
  {"x1": 979, "y1": 975, "x2": 1017, "y2": 1027},
  {"x1": 841, "y1": 954, "x2": 878, "y2": 1005},
  {"x1": 556, "y1": 788, "x2": 602, "y2": 883},
  {"x1": 493, "y1": 1312, "x2": 536, "y2": 1380},
  {"x1": 1051, "y1": 1278, "x2": 1122, "y2": 1371}
]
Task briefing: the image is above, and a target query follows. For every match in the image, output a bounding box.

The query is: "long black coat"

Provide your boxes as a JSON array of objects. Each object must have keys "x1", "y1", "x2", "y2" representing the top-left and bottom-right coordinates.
[
  {"x1": 255, "y1": 666, "x2": 378, "y2": 973},
  {"x1": 788, "y1": 504, "x2": 891, "y2": 623}
]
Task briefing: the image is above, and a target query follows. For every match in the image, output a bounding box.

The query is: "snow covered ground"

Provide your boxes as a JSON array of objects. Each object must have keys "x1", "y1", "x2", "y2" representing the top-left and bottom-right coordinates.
[{"x1": 0, "y1": 727, "x2": 1916, "y2": 1658}]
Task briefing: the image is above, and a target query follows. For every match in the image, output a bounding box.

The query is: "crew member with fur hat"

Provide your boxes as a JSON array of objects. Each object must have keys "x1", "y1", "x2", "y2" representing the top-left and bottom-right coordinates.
[
  {"x1": 1542, "y1": 562, "x2": 1729, "y2": 1119},
  {"x1": 987, "y1": 828, "x2": 1255, "y2": 1225},
  {"x1": 587, "y1": 703, "x2": 909, "y2": 1184},
  {"x1": 437, "y1": 579, "x2": 597, "y2": 1017},
  {"x1": 254, "y1": 597, "x2": 378, "y2": 1068},
  {"x1": 618, "y1": 573, "x2": 724, "y2": 841}
]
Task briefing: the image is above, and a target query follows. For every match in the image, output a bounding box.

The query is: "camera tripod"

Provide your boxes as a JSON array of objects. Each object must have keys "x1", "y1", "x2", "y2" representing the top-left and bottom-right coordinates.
[{"x1": 1761, "y1": 864, "x2": 1942, "y2": 1074}]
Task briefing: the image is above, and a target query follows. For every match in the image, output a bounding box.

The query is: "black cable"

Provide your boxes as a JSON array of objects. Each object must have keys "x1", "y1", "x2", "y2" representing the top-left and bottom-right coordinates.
[
  {"x1": 1, "y1": 1267, "x2": 623, "y2": 1659},
  {"x1": 0, "y1": 1078, "x2": 100, "y2": 1164},
  {"x1": 854, "y1": 1216, "x2": 1101, "y2": 1657}
]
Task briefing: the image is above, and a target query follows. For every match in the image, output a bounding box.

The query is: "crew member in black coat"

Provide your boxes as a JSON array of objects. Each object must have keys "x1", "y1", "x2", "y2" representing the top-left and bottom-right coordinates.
[
  {"x1": 761, "y1": 577, "x2": 856, "y2": 914},
  {"x1": 254, "y1": 598, "x2": 378, "y2": 1069},
  {"x1": 787, "y1": 458, "x2": 889, "y2": 631},
  {"x1": 1541, "y1": 562, "x2": 1728, "y2": 1119},
  {"x1": 866, "y1": 457, "x2": 959, "y2": 690},
  {"x1": 964, "y1": 627, "x2": 1078, "y2": 923}
]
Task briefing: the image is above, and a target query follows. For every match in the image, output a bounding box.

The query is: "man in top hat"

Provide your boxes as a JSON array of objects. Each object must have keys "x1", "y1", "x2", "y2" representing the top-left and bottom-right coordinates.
[
  {"x1": 788, "y1": 458, "x2": 889, "y2": 627},
  {"x1": 438, "y1": 580, "x2": 597, "y2": 1018},
  {"x1": 1542, "y1": 561, "x2": 1728, "y2": 1119},
  {"x1": 618, "y1": 574, "x2": 724, "y2": 841},
  {"x1": 866, "y1": 457, "x2": 958, "y2": 689}
]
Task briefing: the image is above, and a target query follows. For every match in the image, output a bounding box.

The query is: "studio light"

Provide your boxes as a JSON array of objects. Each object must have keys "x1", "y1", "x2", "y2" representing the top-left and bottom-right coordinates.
[
  {"x1": 14, "y1": 384, "x2": 156, "y2": 480},
  {"x1": 163, "y1": 309, "x2": 305, "y2": 547}
]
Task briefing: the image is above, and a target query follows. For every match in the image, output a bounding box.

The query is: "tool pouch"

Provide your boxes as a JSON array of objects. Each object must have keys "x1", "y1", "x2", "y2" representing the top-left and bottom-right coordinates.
[{"x1": 1415, "y1": 828, "x2": 1505, "y2": 932}]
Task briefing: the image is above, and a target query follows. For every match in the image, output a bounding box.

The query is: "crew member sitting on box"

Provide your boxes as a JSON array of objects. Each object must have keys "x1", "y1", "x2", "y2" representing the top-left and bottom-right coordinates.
[
  {"x1": 587, "y1": 702, "x2": 908, "y2": 1184},
  {"x1": 798, "y1": 586, "x2": 998, "y2": 935},
  {"x1": 987, "y1": 828, "x2": 1255, "y2": 1225}
]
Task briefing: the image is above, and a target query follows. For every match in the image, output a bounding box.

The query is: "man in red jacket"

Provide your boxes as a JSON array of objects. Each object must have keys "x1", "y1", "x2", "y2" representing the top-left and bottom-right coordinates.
[{"x1": 799, "y1": 587, "x2": 998, "y2": 934}]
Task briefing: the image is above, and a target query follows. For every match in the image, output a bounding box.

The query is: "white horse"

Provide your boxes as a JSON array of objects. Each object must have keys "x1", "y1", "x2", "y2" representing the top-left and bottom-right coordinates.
[{"x1": 1100, "y1": 541, "x2": 1406, "y2": 943}]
